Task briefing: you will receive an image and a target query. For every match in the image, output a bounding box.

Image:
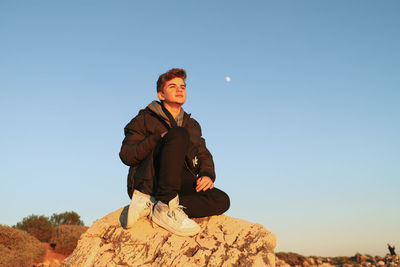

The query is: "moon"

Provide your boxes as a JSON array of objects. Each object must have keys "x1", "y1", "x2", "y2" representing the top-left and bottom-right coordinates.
[{"x1": 225, "y1": 76, "x2": 231, "y2": 82}]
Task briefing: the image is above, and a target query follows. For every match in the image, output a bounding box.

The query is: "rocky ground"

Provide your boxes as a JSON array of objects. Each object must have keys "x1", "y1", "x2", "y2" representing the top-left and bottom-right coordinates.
[
  {"x1": 39, "y1": 252, "x2": 400, "y2": 267},
  {"x1": 31, "y1": 207, "x2": 397, "y2": 267},
  {"x1": 60, "y1": 206, "x2": 276, "y2": 266},
  {"x1": 33, "y1": 243, "x2": 67, "y2": 267},
  {"x1": 36, "y1": 243, "x2": 400, "y2": 266},
  {"x1": 276, "y1": 252, "x2": 400, "y2": 267}
]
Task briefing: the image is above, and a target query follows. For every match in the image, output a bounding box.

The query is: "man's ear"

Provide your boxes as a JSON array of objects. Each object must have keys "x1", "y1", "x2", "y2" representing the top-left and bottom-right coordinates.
[{"x1": 157, "y1": 91, "x2": 165, "y2": 101}]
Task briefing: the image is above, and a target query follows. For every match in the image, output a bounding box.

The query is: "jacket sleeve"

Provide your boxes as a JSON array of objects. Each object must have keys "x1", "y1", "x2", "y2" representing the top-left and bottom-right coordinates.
[
  {"x1": 119, "y1": 113, "x2": 161, "y2": 166},
  {"x1": 195, "y1": 120, "x2": 216, "y2": 182}
]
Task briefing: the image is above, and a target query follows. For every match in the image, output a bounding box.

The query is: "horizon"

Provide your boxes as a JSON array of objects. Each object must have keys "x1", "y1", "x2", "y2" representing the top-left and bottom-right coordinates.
[{"x1": 1, "y1": 0, "x2": 399, "y2": 257}]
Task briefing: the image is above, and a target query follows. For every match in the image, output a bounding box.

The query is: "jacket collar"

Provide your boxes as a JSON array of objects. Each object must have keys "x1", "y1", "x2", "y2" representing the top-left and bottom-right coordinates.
[{"x1": 146, "y1": 101, "x2": 189, "y2": 127}]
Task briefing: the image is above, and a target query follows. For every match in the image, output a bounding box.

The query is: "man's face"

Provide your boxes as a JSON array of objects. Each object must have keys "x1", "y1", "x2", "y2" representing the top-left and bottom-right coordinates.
[{"x1": 157, "y1": 77, "x2": 187, "y2": 106}]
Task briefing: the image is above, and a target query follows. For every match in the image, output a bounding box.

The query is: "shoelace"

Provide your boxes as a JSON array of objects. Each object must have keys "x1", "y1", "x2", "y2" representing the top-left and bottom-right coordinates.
[
  {"x1": 168, "y1": 204, "x2": 187, "y2": 222},
  {"x1": 147, "y1": 201, "x2": 154, "y2": 220}
]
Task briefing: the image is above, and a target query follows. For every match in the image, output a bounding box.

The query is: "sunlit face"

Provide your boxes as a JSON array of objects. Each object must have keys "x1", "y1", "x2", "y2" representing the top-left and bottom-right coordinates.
[{"x1": 157, "y1": 77, "x2": 187, "y2": 106}]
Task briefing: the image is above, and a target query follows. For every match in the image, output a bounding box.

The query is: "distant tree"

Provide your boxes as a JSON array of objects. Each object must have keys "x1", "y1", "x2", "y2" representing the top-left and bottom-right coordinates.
[
  {"x1": 13, "y1": 215, "x2": 53, "y2": 242},
  {"x1": 50, "y1": 211, "x2": 84, "y2": 226}
]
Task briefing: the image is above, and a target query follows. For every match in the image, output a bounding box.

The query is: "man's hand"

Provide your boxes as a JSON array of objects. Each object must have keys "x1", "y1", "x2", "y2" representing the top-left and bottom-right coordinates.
[
  {"x1": 161, "y1": 131, "x2": 168, "y2": 138},
  {"x1": 196, "y1": 176, "x2": 214, "y2": 192}
]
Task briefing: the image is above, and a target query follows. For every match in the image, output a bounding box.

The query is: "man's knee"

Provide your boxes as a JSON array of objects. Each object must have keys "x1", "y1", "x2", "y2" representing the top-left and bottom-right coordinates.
[{"x1": 212, "y1": 188, "x2": 230, "y2": 215}]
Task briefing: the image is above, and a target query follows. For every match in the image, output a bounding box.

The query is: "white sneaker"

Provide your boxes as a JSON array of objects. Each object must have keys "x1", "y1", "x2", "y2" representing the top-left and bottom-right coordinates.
[
  {"x1": 126, "y1": 190, "x2": 155, "y2": 229},
  {"x1": 151, "y1": 195, "x2": 200, "y2": 236}
]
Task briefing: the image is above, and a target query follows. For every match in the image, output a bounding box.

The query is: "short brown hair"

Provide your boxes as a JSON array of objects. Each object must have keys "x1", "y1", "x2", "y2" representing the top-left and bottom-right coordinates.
[{"x1": 156, "y1": 68, "x2": 187, "y2": 92}]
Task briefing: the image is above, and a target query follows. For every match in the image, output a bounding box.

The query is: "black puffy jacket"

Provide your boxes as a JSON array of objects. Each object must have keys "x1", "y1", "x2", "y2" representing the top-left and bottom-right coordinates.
[{"x1": 119, "y1": 101, "x2": 216, "y2": 198}]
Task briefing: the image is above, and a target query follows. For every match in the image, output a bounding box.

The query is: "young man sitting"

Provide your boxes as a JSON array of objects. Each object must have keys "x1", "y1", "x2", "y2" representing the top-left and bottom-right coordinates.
[{"x1": 119, "y1": 68, "x2": 230, "y2": 236}]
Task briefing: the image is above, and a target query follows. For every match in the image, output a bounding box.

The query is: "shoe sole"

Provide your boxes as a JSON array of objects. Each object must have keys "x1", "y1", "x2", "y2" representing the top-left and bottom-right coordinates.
[
  {"x1": 126, "y1": 191, "x2": 151, "y2": 229},
  {"x1": 126, "y1": 197, "x2": 139, "y2": 229},
  {"x1": 151, "y1": 214, "x2": 200, "y2": 236}
]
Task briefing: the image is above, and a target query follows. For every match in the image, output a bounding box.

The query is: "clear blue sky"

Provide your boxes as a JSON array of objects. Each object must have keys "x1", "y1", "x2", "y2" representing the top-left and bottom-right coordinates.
[{"x1": 1, "y1": 0, "x2": 399, "y2": 257}]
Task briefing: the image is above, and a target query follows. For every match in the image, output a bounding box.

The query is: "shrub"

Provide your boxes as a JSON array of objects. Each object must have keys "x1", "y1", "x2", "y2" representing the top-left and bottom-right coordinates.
[
  {"x1": 330, "y1": 256, "x2": 353, "y2": 265},
  {"x1": 50, "y1": 211, "x2": 84, "y2": 226},
  {"x1": 13, "y1": 214, "x2": 53, "y2": 242},
  {"x1": 276, "y1": 252, "x2": 307, "y2": 265},
  {"x1": 50, "y1": 225, "x2": 88, "y2": 255},
  {"x1": 0, "y1": 224, "x2": 46, "y2": 267}
]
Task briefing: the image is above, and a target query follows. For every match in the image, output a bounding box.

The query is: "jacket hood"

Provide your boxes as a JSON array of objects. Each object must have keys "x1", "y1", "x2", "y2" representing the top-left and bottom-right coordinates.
[{"x1": 146, "y1": 101, "x2": 185, "y2": 127}]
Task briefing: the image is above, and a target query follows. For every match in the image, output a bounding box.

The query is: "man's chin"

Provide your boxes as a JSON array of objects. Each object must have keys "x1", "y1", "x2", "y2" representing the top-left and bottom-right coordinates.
[
  {"x1": 164, "y1": 100, "x2": 185, "y2": 106},
  {"x1": 174, "y1": 100, "x2": 186, "y2": 105}
]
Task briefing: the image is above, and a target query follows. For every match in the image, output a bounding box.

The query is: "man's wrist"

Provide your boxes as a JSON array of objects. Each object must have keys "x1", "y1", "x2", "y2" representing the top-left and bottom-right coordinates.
[{"x1": 198, "y1": 172, "x2": 214, "y2": 182}]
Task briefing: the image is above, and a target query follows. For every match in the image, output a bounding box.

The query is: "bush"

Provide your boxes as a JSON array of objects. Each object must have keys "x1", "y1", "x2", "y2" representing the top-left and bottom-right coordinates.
[
  {"x1": 276, "y1": 252, "x2": 307, "y2": 265},
  {"x1": 13, "y1": 214, "x2": 53, "y2": 242},
  {"x1": 0, "y1": 224, "x2": 46, "y2": 267},
  {"x1": 50, "y1": 225, "x2": 88, "y2": 255},
  {"x1": 50, "y1": 211, "x2": 84, "y2": 226}
]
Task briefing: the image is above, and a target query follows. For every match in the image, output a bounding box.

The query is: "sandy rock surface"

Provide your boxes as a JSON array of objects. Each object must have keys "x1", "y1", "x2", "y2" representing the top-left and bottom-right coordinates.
[
  {"x1": 61, "y1": 206, "x2": 276, "y2": 267},
  {"x1": 275, "y1": 254, "x2": 400, "y2": 267}
]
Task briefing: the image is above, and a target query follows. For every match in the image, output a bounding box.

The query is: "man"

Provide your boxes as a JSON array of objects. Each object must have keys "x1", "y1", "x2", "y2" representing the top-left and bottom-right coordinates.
[
  {"x1": 119, "y1": 68, "x2": 230, "y2": 236},
  {"x1": 388, "y1": 243, "x2": 396, "y2": 256}
]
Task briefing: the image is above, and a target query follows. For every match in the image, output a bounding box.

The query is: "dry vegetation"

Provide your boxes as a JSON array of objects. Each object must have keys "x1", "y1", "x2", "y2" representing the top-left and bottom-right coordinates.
[
  {"x1": 0, "y1": 211, "x2": 88, "y2": 266},
  {"x1": 0, "y1": 225, "x2": 47, "y2": 267},
  {"x1": 51, "y1": 225, "x2": 88, "y2": 255}
]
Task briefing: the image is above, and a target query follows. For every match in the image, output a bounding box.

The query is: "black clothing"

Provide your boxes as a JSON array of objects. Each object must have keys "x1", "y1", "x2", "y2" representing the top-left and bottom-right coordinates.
[
  {"x1": 120, "y1": 101, "x2": 215, "y2": 198},
  {"x1": 388, "y1": 245, "x2": 396, "y2": 256},
  {"x1": 120, "y1": 101, "x2": 229, "y2": 218},
  {"x1": 154, "y1": 127, "x2": 190, "y2": 202},
  {"x1": 153, "y1": 127, "x2": 230, "y2": 217}
]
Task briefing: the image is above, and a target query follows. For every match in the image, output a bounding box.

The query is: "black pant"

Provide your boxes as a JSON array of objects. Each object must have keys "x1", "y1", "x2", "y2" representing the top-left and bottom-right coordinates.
[{"x1": 153, "y1": 127, "x2": 230, "y2": 218}]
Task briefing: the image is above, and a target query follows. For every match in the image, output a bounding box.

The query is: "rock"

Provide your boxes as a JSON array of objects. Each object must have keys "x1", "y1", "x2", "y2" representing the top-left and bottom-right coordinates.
[
  {"x1": 275, "y1": 261, "x2": 290, "y2": 266},
  {"x1": 360, "y1": 255, "x2": 370, "y2": 262},
  {"x1": 61, "y1": 206, "x2": 276, "y2": 266},
  {"x1": 275, "y1": 256, "x2": 290, "y2": 267},
  {"x1": 307, "y1": 257, "x2": 315, "y2": 265}
]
